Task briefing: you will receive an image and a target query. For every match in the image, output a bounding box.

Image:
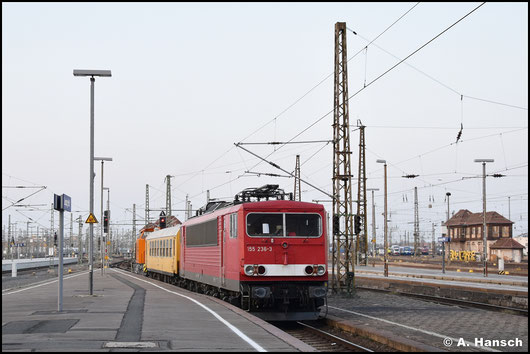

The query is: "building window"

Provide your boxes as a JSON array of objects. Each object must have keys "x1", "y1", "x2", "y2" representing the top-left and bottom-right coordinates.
[
  {"x1": 492, "y1": 226, "x2": 499, "y2": 237},
  {"x1": 502, "y1": 226, "x2": 510, "y2": 237}
]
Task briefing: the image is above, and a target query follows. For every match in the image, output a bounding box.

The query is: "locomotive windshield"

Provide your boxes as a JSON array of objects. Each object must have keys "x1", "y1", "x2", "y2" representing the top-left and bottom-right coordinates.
[{"x1": 246, "y1": 213, "x2": 321, "y2": 237}]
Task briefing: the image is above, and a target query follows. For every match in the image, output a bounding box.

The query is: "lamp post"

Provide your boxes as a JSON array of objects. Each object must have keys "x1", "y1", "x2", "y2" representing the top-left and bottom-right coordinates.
[
  {"x1": 376, "y1": 160, "x2": 388, "y2": 277},
  {"x1": 474, "y1": 159, "x2": 494, "y2": 277},
  {"x1": 74, "y1": 69, "x2": 111, "y2": 295},
  {"x1": 94, "y1": 157, "x2": 112, "y2": 275}
]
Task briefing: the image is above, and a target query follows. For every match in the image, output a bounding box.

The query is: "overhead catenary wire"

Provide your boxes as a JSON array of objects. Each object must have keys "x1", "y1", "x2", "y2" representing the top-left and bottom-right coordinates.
[
  {"x1": 156, "y1": 4, "x2": 436, "y2": 206},
  {"x1": 346, "y1": 2, "x2": 487, "y2": 103},
  {"x1": 235, "y1": 143, "x2": 334, "y2": 199},
  {"x1": 351, "y1": 17, "x2": 528, "y2": 112},
  {"x1": 252, "y1": 2, "x2": 489, "y2": 177},
  {"x1": 237, "y1": 140, "x2": 332, "y2": 145}
]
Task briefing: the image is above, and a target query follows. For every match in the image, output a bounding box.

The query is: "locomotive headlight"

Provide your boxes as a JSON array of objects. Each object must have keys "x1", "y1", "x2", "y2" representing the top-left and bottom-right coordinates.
[
  {"x1": 304, "y1": 265, "x2": 314, "y2": 275},
  {"x1": 316, "y1": 265, "x2": 326, "y2": 276},
  {"x1": 244, "y1": 265, "x2": 255, "y2": 276},
  {"x1": 257, "y1": 265, "x2": 267, "y2": 275}
]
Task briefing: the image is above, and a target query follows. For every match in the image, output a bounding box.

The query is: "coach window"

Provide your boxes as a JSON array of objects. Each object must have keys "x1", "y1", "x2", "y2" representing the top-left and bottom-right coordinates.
[{"x1": 247, "y1": 213, "x2": 283, "y2": 236}]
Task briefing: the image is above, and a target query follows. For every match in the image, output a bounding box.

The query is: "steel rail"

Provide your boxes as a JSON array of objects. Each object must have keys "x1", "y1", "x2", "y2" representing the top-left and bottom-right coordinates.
[
  {"x1": 356, "y1": 286, "x2": 528, "y2": 317},
  {"x1": 295, "y1": 321, "x2": 374, "y2": 352}
]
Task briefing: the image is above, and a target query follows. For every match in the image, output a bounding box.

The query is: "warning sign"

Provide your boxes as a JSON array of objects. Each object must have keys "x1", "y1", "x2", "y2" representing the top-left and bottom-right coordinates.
[{"x1": 85, "y1": 213, "x2": 98, "y2": 223}]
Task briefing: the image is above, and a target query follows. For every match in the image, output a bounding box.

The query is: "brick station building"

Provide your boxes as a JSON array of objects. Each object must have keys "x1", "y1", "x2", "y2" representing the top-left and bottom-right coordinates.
[{"x1": 444, "y1": 209, "x2": 515, "y2": 260}]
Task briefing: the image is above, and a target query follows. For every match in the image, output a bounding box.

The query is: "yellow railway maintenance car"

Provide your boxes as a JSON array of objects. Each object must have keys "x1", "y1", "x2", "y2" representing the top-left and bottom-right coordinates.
[{"x1": 145, "y1": 225, "x2": 181, "y2": 283}]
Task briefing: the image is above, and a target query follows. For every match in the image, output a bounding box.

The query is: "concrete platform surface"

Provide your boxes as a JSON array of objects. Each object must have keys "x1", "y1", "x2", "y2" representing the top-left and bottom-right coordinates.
[
  {"x1": 326, "y1": 289, "x2": 528, "y2": 352},
  {"x1": 2, "y1": 268, "x2": 313, "y2": 352}
]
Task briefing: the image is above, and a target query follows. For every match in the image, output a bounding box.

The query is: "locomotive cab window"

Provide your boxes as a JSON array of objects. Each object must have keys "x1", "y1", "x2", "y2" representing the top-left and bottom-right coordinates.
[
  {"x1": 247, "y1": 213, "x2": 283, "y2": 236},
  {"x1": 247, "y1": 213, "x2": 321, "y2": 238},
  {"x1": 286, "y1": 214, "x2": 321, "y2": 237}
]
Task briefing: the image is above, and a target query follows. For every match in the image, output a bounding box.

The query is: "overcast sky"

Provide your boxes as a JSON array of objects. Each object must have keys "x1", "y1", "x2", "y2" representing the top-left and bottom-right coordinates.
[{"x1": 2, "y1": 2, "x2": 528, "y2": 246}]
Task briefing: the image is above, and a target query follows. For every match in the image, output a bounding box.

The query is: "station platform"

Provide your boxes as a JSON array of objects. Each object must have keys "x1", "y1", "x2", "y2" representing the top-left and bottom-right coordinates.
[
  {"x1": 325, "y1": 288, "x2": 528, "y2": 352},
  {"x1": 348, "y1": 264, "x2": 528, "y2": 310},
  {"x1": 2, "y1": 257, "x2": 78, "y2": 272},
  {"x1": 2, "y1": 268, "x2": 313, "y2": 352},
  {"x1": 354, "y1": 264, "x2": 528, "y2": 291}
]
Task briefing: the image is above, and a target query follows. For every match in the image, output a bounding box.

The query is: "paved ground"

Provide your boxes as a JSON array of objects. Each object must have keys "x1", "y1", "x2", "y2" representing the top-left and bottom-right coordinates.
[
  {"x1": 326, "y1": 289, "x2": 528, "y2": 352},
  {"x1": 4, "y1": 261, "x2": 527, "y2": 352},
  {"x1": 2, "y1": 268, "x2": 312, "y2": 352}
]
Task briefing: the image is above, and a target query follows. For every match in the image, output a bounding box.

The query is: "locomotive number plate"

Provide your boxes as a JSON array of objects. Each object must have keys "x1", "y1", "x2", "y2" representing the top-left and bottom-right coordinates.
[{"x1": 247, "y1": 246, "x2": 273, "y2": 252}]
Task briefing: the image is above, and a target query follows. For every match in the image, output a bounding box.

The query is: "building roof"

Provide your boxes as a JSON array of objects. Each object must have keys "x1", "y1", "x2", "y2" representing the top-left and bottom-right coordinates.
[
  {"x1": 139, "y1": 215, "x2": 182, "y2": 233},
  {"x1": 445, "y1": 209, "x2": 513, "y2": 227},
  {"x1": 489, "y1": 238, "x2": 525, "y2": 249}
]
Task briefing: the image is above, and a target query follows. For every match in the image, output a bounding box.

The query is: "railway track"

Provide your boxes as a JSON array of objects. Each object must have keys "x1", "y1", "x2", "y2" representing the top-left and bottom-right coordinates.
[
  {"x1": 275, "y1": 320, "x2": 395, "y2": 352},
  {"x1": 356, "y1": 286, "x2": 528, "y2": 316}
]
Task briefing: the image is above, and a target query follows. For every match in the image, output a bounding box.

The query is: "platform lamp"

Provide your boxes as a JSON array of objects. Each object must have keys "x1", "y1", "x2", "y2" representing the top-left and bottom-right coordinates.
[
  {"x1": 474, "y1": 159, "x2": 494, "y2": 277},
  {"x1": 376, "y1": 159, "x2": 388, "y2": 277},
  {"x1": 74, "y1": 69, "x2": 111, "y2": 295}
]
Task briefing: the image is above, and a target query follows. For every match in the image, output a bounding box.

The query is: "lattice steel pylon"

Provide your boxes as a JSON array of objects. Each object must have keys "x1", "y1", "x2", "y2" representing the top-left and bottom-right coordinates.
[
  {"x1": 294, "y1": 155, "x2": 301, "y2": 201},
  {"x1": 356, "y1": 122, "x2": 368, "y2": 266},
  {"x1": 145, "y1": 184, "x2": 150, "y2": 227},
  {"x1": 414, "y1": 186, "x2": 420, "y2": 256},
  {"x1": 332, "y1": 22, "x2": 355, "y2": 295},
  {"x1": 165, "y1": 175, "x2": 173, "y2": 217}
]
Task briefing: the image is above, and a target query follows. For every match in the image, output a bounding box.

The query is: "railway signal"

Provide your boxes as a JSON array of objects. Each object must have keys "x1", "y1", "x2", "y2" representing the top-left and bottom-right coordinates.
[
  {"x1": 103, "y1": 210, "x2": 109, "y2": 233},
  {"x1": 159, "y1": 211, "x2": 166, "y2": 229},
  {"x1": 333, "y1": 215, "x2": 340, "y2": 235},
  {"x1": 354, "y1": 215, "x2": 361, "y2": 235}
]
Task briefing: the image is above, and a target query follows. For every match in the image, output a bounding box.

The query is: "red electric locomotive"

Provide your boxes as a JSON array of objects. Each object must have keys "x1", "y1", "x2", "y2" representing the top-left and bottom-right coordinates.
[{"x1": 179, "y1": 185, "x2": 328, "y2": 321}]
